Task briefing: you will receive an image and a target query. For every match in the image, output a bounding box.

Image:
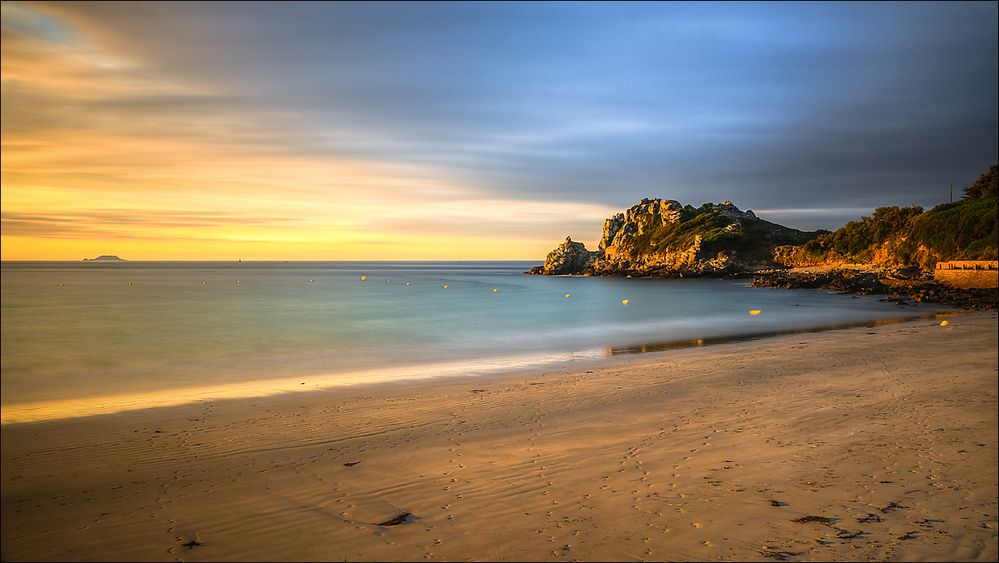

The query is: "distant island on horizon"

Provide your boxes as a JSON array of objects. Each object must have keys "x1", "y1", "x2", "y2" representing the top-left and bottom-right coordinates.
[{"x1": 82, "y1": 255, "x2": 126, "y2": 262}]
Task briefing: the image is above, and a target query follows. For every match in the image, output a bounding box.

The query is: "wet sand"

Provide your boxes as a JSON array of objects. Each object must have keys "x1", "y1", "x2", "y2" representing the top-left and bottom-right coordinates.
[{"x1": 2, "y1": 311, "x2": 997, "y2": 561}]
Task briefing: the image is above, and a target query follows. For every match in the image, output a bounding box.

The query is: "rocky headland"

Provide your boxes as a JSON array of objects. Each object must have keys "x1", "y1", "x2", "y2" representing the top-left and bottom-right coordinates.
[
  {"x1": 527, "y1": 198, "x2": 819, "y2": 277},
  {"x1": 528, "y1": 163, "x2": 997, "y2": 309}
]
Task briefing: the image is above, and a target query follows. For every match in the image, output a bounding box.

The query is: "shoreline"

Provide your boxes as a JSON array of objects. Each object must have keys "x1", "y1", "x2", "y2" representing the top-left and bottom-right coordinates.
[
  {"x1": 526, "y1": 265, "x2": 999, "y2": 310},
  {"x1": 3, "y1": 311, "x2": 996, "y2": 561},
  {"x1": 1, "y1": 307, "x2": 953, "y2": 426}
]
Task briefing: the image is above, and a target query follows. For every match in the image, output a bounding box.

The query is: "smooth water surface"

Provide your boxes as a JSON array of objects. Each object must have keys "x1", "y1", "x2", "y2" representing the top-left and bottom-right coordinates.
[{"x1": 1, "y1": 261, "x2": 941, "y2": 419}]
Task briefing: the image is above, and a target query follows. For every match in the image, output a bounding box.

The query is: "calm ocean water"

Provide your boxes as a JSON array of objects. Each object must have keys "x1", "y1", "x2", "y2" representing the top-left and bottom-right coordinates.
[{"x1": 1, "y1": 261, "x2": 942, "y2": 421}]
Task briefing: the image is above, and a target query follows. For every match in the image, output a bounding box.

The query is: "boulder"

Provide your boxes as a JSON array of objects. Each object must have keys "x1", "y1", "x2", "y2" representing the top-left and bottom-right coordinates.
[{"x1": 541, "y1": 236, "x2": 599, "y2": 275}]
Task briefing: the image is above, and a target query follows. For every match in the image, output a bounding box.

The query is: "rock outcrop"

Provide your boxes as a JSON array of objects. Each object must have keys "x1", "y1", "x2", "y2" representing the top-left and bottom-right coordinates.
[
  {"x1": 752, "y1": 267, "x2": 997, "y2": 310},
  {"x1": 529, "y1": 198, "x2": 820, "y2": 276},
  {"x1": 531, "y1": 236, "x2": 599, "y2": 275}
]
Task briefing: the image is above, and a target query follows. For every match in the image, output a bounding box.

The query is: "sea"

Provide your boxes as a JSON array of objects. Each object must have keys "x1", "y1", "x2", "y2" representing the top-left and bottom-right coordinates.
[{"x1": 0, "y1": 261, "x2": 944, "y2": 422}]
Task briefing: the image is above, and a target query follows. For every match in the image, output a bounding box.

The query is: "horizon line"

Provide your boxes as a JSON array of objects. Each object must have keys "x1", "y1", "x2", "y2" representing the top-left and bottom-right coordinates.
[{"x1": 0, "y1": 258, "x2": 547, "y2": 262}]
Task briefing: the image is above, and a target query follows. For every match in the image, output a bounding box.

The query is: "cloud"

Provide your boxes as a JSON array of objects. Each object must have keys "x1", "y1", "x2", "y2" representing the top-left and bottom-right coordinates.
[
  {"x1": 2, "y1": 1, "x2": 996, "y2": 259},
  {"x1": 1, "y1": 209, "x2": 296, "y2": 239}
]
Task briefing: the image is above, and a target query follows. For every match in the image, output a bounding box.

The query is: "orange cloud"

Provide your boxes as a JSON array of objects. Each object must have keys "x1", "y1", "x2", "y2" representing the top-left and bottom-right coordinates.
[{"x1": 2, "y1": 2, "x2": 615, "y2": 261}]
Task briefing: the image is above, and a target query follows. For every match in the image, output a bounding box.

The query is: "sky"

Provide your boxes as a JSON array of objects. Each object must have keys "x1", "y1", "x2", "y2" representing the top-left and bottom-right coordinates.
[{"x1": 1, "y1": 1, "x2": 996, "y2": 260}]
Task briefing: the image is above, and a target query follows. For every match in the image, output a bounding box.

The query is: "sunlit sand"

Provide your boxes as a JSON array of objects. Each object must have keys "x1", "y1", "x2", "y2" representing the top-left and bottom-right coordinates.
[{"x1": 2, "y1": 313, "x2": 995, "y2": 561}]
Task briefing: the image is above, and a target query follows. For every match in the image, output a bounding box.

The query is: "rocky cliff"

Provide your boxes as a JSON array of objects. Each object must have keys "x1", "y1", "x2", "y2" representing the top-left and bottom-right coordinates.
[{"x1": 529, "y1": 198, "x2": 820, "y2": 276}]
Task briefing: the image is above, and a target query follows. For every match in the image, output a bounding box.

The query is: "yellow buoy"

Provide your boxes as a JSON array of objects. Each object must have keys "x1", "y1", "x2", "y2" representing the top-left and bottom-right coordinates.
[
  {"x1": 749, "y1": 309, "x2": 761, "y2": 316},
  {"x1": 360, "y1": 275, "x2": 367, "y2": 281},
  {"x1": 565, "y1": 293, "x2": 571, "y2": 298},
  {"x1": 622, "y1": 299, "x2": 630, "y2": 305},
  {"x1": 939, "y1": 320, "x2": 950, "y2": 327},
  {"x1": 492, "y1": 288, "x2": 498, "y2": 293},
  {"x1": 443, "y1": 284, "x2": 449, "y2": 289}
]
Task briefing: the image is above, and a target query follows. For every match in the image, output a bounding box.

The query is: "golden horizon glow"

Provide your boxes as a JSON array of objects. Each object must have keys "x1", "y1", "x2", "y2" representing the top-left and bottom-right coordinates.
[{"x1": 1, "y1": 3, "x2": 613, "y2": 261}]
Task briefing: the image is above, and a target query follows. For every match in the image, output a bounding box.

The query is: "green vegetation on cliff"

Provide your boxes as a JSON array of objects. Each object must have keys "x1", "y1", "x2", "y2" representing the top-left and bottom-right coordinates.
[
  {"x1": 536, "y1": 199, "x2": 822, "y2": 275},
  {"x1": 801, "y1": 206, "x2": 924, "y2": 262},
  {"x1": 622, "y1": 206, "x2": 731, "y2": 256},
  {"x1": 534, "y1": 164, "x2": 996, "y2": 276},
  {"x1": 613, "y1": 202, "x2": 821, "y2": 269},
  {"x1": 793, "y1": 164, "x2": 998, "y2": 268}
]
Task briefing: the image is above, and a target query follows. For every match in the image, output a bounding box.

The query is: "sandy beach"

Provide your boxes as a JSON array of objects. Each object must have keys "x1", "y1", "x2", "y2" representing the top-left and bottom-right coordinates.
[{"x1": 2, "y1": 312, "x2": 996, "y2": 562}]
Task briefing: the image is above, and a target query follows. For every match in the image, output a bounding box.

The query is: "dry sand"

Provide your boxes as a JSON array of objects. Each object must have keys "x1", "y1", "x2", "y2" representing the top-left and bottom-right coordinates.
[{"x1": 2, "y1": 312, "x2": 997, "y2": 562}]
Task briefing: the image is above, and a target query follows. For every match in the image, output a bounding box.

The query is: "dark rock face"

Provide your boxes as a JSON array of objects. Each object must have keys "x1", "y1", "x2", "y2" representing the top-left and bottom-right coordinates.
[
  {"x1": 752, "y1": 268, "x2": 998, "y2": 309},
  {"x1": 538, "y1": 236, "x2": 599, "y2": 275}
]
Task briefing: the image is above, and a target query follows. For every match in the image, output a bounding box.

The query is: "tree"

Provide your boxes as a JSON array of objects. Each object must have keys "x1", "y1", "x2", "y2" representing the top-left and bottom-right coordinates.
[{"x1": 963, "y1": 164, "x2": 998, "y2": 200}]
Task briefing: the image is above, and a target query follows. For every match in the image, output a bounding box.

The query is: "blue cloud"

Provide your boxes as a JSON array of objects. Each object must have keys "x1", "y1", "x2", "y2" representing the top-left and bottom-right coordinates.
[{"x1": 11, "y1": 1, "x2": 999, "y2": 227}]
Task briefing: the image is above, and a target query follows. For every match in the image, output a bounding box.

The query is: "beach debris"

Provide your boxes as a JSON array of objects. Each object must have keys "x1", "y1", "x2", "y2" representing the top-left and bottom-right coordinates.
[
  {"x1": 386, "y1": 279, "x2": 391, "y2": 284},
  {"x1": 900, "y1": 531, "x2": 919, "y2": 540},
  {"x1": 492, "y1": 288, "x2": 498, "y2": 293},
  {"x1": 857, "y1": 513, "x2": 882, "y2": 523},
  {"x1": 770, "y1": 500, "x2": 788, "y2": 507},
  {"x1": 939, "y1": 320, "x2": 950, "y2": 326},
  {"x1": 405, "y1": 282, "x2": 411, "y2": 286},
  {"x1": 442, "y1": 284, "x2": 449, "y2": 289},
  {"x1": 793, "y1": 515, "x2": 838, "y2": 525},
  {"x1": 343, "y1": 461, "x2": 361, "y2": 467},
  {"x1": 880, "y1": 501, "x2": 907, "y2": 513},
  {"x1": 376, "y1": 512, "x2": 414, "y2": 526},
  {"x1": 236, "y1": 280, "x2": 240, "y2": 284},
  {"x1": 181, "y1": 534, "x2": 206, "y2": 549},
  {"x1": 621, "y1": 299, "x2": 630, "y2": 305},
  {"x1": 749, "y1": 309, "x2": 762, "y2": 315},
  {"x1": 760, "y1": 546, "x2": 802, "y2": 560},
  {"x1": 361, "y1": 275, "x2": 367, "y2": 281},
  {"x1": 309, "y1": 279, "x2": 314, "y2": 283},
  {"x1": 815, "y1": 539, "x2": 836, "y2": 546},
  {"x1": 834, "y1": 528, "x2": 865, "y2": 540},
  {"x1": 565, "y1": 293, "x2": 571, "y2": 298},
  {"x1": 202, "y1": 281, "x2": 207, "y2": 285}
]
